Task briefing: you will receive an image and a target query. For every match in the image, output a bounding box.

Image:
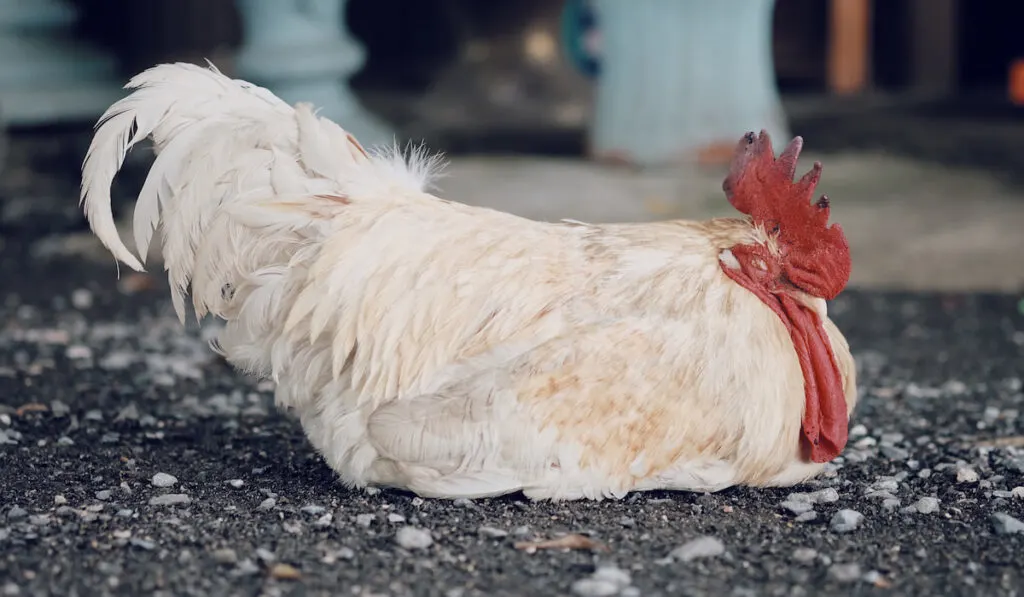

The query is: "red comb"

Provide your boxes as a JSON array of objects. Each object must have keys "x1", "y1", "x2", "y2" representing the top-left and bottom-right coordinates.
[{"x1": 723, "y1": 130, "x2": 851, "y2": 300}]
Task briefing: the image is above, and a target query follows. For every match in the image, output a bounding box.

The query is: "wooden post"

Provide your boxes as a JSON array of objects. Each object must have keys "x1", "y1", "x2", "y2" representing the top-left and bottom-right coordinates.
[
  {"x1": 908, "y1": 0, "x2": 958, "y2": 96},
  {"x1": 827, "y1": 0, "x2": 872, "y2": 95}
]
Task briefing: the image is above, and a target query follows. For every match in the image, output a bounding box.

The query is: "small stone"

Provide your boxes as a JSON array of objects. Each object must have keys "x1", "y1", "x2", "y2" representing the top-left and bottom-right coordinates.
[
  {"x1": 363, "y1": 487, "x2": 381, "y2": 496},
  {"x1": 95, "y1": 490, "x2": 112, "y2": 501},
  {"x1": 571, "y1": 565, "x2": 632, "y2": 597},
  {"x1": 2, "y1": 582, "x2": 19, "y2": 596},
  {"x1": 50, "y1": 401, "x2": 70, "y2": 417},
  {"x1": 794, "y1": 511, "x2": 819, "y2": 523},
  {"x1": 255, "y1": 548, "x2": 276, "y2": 563},
  {"x1": 787, "y1": 488, "x2": 839, "y2": 505},
  {"x1": 212, "y1": 548, "x2": 238, "y2": 564},
  {"x1": 148, "y1": 493, "x2": 191, "y2": 507},
  {"x1": 478, "y1": 526, "x2": 509, "y2": 539},
  {"x1": 300, "y1": 504, "x2": 325, "y2": 516},
  {"x1": 669, "y1": 536, "x2": 725, "y2": 562},
  {"x1": 355, "y1": 513, "x2": 374, "y2": 527},
  {"x1": 57, "y1": 437, "x2": 74, "y2": 446},
  {"x1": 908, "y1": 497, "x2": 940, "y2": 514},
  {"x1": 6, "y1": 506, "x2": 27, "y2": 520},
  {"x1": 918, "y1": 468, "x2": 932, "y2": 479},
  {"x1": 387, "y1": 513, "x2": 406, "y2": 523},
  {"x1": 333, "y1": 547, "x2": 355, "y2": 560},
  {"x1": 781, "y1": 500, "x2": 814, "y2": 515},
  {"x1": 314, "y1": 513, "x2": 333, "y2": 528},
  {"x1": 868, "y1": 478, "x2": 900, "y2": 493},
  {"x1": 956, "y1": 466, "x2": 979, "y2": 484},
  {"x1": 1011, "y1": 487, "x2": 1024, "y2": 499},
  {"x1": 116, "y1": 509, "x2": 134, "y2": 518},
  {"x1": 792, "y1": 547, "x2": 818, "y2": 563},
  {"x1": 881, "y1": 498, "x2": 901, "y2": 511},
  {"x1": 53, "y1": 495, "x2": 67, "y2": 506},
  {"x1": 71, "y1": 289, "x2": 94, "y2": 309},
  {"x1": 829, "y1": 563, "x2": 862, "y2": 583},
  {"x1": 235, "y1": 559, "x2": 260, "y2": 576},
  {"x1": 618, "y1": 516, "x2": 636, "y2": 528},
  {"x1": 849, "y1": 424, "x2": 868, "y2": 437},
  {"x1": 269, "y1": 563, "x2": 301, "y2": 580},
  {"x1": 410, "y1": 497, "x2": 424, "y2": 507},
  {"x1": 226, "y1": 479, "x2": 244, "y2": 488},
  {"x1": 830, "y1": 509, "x2": 864, "y2": 533},
  {"x1": 114, "y1": 404, "x2": 139, "y2": 422},
  {"x1": 151, "y1": 473, "x2": 177, "y2": 488},
  {"x1": 991, "y1": 513, "x2": 1024, "y2": 535},
  {"x1": 395, "y1": 526, "x2": 433, "y2": 550},
  {"x1": 880, "y1": 445, "x2": 910, "y2": 460},
  {"x1": 258, "y1": 498, "x2": 276, "y2": 510},
  {"x1": 130, "y1": 538, "x2": 156, "y2": 550},
  {"x1": 453, "y1": 498, "x2": 475, "y2": 508},
  {"x1": 84, "y1": 410, "x2": 103, "y2": 422}
]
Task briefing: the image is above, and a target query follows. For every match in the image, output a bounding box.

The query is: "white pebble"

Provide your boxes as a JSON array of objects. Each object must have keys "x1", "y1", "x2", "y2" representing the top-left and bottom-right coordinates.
[
  {"x1": 226, "y1": 479, "x2": 244, "y2": 488},
  {"x1": 992, "y1": 513, "x2": 1024, "y2": 535},
  {"x1": 395, "y1": 526, "x2": 433, "y2": 550},
  {"x1": 830, "y1": 509, "x2": 864, "y2": 533},
  {"x1": 148, "y1": 493, "x2": 191, "y2": 506},
  {"x1": 477, "y1": 526, "x2": 509, "y2": 539},
  {"x1": 828, "y1": 563, "x2": 862, "y2": 583},
  {"x1": 65, "y1": 345, "x2": 93, "y2": 360},
  {"x1": 908, "y1": 497, "x2": 940, "y2": 514},
  {"x1": 792, "y1": 547, "x2": 818, "y2": 564},
  {"x1": 151, "y1": 473, "x2": 177, "y2": 488},
  {"x1": 1011, "y1": 487, "x2": 1024, "y2": 499},
  {"x1": 780, "y1": 500, "x2": 814, "y2": 515},
  {"x1": 387, "y1": 513, "x2": 406, "y2": 523},
  {"x1": 571, "y1": 566, "x2": 632, "y2": 597},
  {"x1": 669, "y1": 536, "x2": 725, "y2": 562},
  {"x1": 956, "y1": 466, "x2": 979, "y2": 484},
  {"x1": 71, "y1": 289, "x2": 93, "y2": 309}
]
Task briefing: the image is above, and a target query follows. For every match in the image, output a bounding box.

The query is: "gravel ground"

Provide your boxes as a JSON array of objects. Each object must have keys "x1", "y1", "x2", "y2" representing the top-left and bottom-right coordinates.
[{"x1": 1, "y1": 236, "x2": 1023, "y2": 597}]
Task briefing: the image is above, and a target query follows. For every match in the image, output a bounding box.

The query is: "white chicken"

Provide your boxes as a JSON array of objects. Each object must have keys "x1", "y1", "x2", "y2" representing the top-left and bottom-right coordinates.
[{"x1": 81, "y1": 63, "x2": 857, "y2": 501}]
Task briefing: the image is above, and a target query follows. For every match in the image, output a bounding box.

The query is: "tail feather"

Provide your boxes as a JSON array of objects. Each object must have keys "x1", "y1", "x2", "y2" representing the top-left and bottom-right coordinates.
[{"x1": 80, "y1": 61, "x2": 443, "y2": 324}]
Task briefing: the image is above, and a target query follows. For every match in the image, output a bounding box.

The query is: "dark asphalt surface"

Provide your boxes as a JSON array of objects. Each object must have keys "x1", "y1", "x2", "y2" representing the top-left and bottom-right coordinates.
[
  {"x1": 2, "y1": 124, "x2": 1024, "y2": 596},
  {"x1": 1, "y1": 235, "x2": 1024, "y2": 597}
]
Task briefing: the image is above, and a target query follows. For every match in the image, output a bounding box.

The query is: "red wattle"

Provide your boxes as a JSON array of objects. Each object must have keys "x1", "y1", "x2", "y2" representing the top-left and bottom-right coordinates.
[{"x1": 721, "y1": 264, "x2": 849, "y2": 463}]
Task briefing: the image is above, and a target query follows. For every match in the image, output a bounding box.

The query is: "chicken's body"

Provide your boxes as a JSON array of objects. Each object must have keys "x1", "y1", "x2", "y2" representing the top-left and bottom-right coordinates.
[{"x1": 81, "y1": 63, "x2": 857, "y2": 501}]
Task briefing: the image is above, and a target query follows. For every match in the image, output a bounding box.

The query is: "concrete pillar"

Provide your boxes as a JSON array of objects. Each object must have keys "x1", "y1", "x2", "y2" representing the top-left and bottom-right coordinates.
[
  {"x1": 0, "y1": 0, "x2": 122, "y2": 126},
  {"x1": 234, "y1": 0, "x2": 394, "y2": 147},
  {"x1": 589, "y1": 0, "x2": 789, "y2": 167}
]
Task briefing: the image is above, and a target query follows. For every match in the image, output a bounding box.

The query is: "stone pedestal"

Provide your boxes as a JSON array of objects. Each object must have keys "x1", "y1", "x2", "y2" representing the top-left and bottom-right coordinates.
[
  {"x1": 589, "y1": 0, "x2": 790, "y2": 167},
  {"x1": 234, "y1": 0, "x2": 394, "y2": 147},
  {"x1": 412, "y1": 0, "x2": 592, "y2": 136},
  {"x1": 0, "y1": 0, "x2": 122, "y2": 126}
]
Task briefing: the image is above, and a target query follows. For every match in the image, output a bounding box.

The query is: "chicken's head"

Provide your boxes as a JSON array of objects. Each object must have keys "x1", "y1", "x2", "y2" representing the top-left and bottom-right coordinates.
[
  {"x1": 722, "y1": 130, "x2": 851, "y2": 300},
  {"x1": 720, "y1": 130, "x2": 853, "y2": 464}
]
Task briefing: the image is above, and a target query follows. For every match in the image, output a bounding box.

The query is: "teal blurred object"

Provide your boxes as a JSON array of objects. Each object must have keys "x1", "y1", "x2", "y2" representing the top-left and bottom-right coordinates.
[
  {"x1": 0, "y1": 0, "x2": 122, "y2": 126},
  {"x1": 589, "y1": 0, "x2": 790, "y2": 166},
  {"x1": 234, "y1": 0, "x2": 394, "y2": 147},
  {"x1": 560, "y1": 0, "x2": 600, "y2": 78}
]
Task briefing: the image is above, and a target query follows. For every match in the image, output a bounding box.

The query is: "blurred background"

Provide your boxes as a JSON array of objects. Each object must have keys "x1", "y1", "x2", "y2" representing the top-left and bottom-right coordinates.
[{"x1": 1, "y1": 0, "x2": 1023, "y2": 293}]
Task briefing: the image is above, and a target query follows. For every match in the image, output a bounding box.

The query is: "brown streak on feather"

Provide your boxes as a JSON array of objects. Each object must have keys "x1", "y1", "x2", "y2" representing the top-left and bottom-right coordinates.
[{"x1": 314, "y1": 193, "x2": 351, "y2": 205}]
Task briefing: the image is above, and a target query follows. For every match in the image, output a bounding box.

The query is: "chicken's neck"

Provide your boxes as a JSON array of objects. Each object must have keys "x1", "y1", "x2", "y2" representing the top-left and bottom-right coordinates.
[{"x1": 720, "y1": 245, "x2": 849, "y2": 463}]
